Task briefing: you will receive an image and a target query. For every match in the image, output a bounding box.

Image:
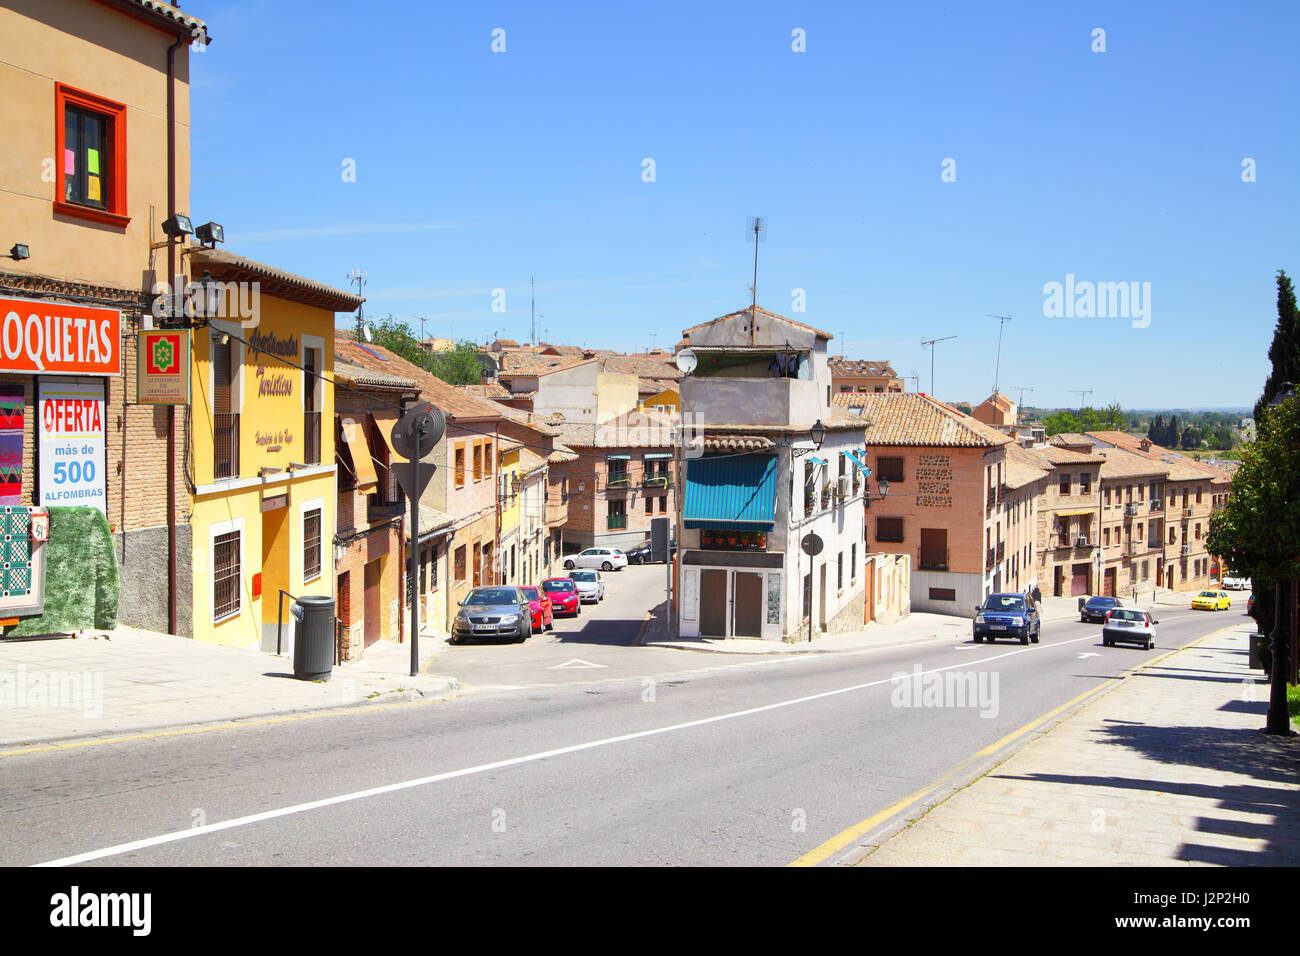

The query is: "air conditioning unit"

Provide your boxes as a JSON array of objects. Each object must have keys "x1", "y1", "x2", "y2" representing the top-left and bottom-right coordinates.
[
  {"x1": 835, "y1": 475, "x2": 851, "y2": 497},
  {"x1": 1181, "y1": 544, "x2": 1191, "y2": 555},
  {"x1": 1182, "y1": 508, "x2": 1193, "y2": 519},
  {"x1": 1124, "y1": 503, "x2": 1139, "y2": 517},
  {"x1": 1075, "y1": 537, "x2": 1089, "y2": 548}
]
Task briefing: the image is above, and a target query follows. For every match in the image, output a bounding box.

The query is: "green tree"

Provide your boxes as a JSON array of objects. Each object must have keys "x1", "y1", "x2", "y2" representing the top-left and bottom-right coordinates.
[
  {"x1": 370, "y1": 316, "x2": 430, "y2": 369},
  {"x1": 1179, "y1": 425, "x2": 1201, "y2": 450},
  {"x1": 426, "y1": 341, "x2": 488, "y2": 386},
  {"x1": 1165, "y1": 414, "x2": 1179, "y2": 446},
  {"x1": 1149, "y1": 414, "x2": 1164, "y2": 443},
  {"x1": 1254, "y1": 269, "x2": 1300, "y2": 423},
  {"x1": 1044, "y1": 410, "x2": 1082, "y2": 436}
]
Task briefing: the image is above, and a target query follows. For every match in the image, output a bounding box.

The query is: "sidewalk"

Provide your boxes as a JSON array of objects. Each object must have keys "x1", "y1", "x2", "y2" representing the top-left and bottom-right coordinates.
[
  {"x1": 641, "y1": 594, "x2": 1084, "y2": 655},
  {"x1": 0, "y1": 625, "x2": 459, "y2": 749},
  {"x1": 853, "y1": 621, "x2": 1300, "y2": 866}
]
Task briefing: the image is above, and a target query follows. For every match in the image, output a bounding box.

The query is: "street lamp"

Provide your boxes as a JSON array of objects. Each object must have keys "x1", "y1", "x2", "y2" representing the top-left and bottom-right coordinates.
[
  {"x1": 863, "y1": 476, "x2": 890, "y2": 507},
  {"x1": 809, "y1": 419, "x2": 826, "y2": 448}
]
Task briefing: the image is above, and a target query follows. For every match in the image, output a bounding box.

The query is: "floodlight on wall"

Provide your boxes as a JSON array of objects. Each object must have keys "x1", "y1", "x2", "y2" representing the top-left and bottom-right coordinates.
[
  {"x1": 8, "y1": 244, "x2": 29, "y2": 261},
  {"x1": 161, "y1": 214, "x2": 193, "y2": 238},
  {"x1": 195, "y1": 222, "x2": 224, "y2": 247}
]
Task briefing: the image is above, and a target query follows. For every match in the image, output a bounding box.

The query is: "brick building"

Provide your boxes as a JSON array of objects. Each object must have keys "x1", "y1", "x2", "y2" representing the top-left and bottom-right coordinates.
[{"x1": 1026, "y1": 443, "x2": 1105, "y2": 597}]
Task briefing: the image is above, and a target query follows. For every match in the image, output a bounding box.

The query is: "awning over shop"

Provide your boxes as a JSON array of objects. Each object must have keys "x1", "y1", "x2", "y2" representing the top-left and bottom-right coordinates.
[
  {"x1": 683, "y1": 453, "x2": 778, "y2": 530},
  {"x1": 644, "y1": 452, "x2": 673, "y2": 459},
  {"x1": 340, "y1": 415, "x2": 378, "y2": 492},
  {"x1": 606, "y1": 454, "x2": 630, "y2": 460},
  {"x1": 1056, "y1": 508, "x2": 1096, "y2": 517},
  {"x1": 807, "y1": 456, "x2": 827, "y2": 467},
  {"x1": 846, "y1": 449, "x2": 872, "y2": 475},
  {"x1": 369, "y1": 409, "x2": 401, "y2": 462}
]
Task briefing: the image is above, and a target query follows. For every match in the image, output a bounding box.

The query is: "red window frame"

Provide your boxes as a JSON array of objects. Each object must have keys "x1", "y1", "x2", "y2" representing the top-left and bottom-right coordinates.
[{"x1": 54, "y1": 83, "x2": 129, "y2": 228}]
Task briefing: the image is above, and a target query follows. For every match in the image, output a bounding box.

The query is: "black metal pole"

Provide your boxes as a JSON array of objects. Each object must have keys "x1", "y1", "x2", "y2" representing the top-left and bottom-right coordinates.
[
  {"x1": 410, "y1": 430, "x2": 420, "y2": 678},
  {"x1": 1267, "y1": 578, "x2": 1292, "y2": 734}
]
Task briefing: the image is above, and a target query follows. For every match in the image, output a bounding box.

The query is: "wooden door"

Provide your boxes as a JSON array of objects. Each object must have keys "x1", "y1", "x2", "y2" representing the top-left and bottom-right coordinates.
[
  {"x1": 1071, "y1": 563, "x2": 1089, "y2": 597},
  {"x1": 699, "y1": 569, "x2": 727, "y2": 637},
  {"x1": 732, "y1": 572, "x2": 763, "y2": 638},
  {"x1": 364, "y1": 559, "x2": 381, "y2": 647},
  {"x1": 1103, "y1": 567, "x2": 1117, "y2": 597}
]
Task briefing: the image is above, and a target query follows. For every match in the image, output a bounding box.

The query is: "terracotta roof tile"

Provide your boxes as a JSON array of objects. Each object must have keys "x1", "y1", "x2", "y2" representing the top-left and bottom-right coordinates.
[
  {"x1": 828, "y1": 358, "x2": 899, "y2": 379},
  {"x1": 682, "y1": 305, "x2": 833, "y2": 339},
  {"x1": 833, "y1": 393, "x2": 1012, "y2": 447},
  {"x1": 1003, "y1": 443, "x2": 1051, "y2": 489},
  {"x1": 334, "y1": 339, "x2": 505, "y2": 421}
]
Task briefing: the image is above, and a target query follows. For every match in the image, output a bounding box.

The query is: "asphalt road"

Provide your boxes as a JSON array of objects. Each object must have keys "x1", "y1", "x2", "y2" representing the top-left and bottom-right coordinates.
[{"x1": 1, "y1": 570, "x2": 1248, "y2": 867}]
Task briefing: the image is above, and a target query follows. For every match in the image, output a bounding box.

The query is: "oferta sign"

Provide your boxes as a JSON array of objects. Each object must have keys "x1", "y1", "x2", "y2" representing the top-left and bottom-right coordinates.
[
  {"x1": 136, "y1": 329, "x2": 190, "y2": 404},
  {"x1": 0, "y1": 296, "x2": 120, "y2": 375},
  {"x1": 38, "y1": 379, "x2": 107, "y2": 514}
]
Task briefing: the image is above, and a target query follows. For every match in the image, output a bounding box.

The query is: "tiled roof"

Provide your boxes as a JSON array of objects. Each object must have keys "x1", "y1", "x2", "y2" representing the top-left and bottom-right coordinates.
[
  {"x1": 1003, "y1": 443, "x2": 1051, "y2": 490},
  {"x1": 682, "y1": 305, "x2": 833, "y2": 340},
  {"x1": 548, "y1": 442, "x2": 579, "y2": 463},
  {"x1": 334, "y1": 339, "x2": 505, "y2": 421},
  {"x1": 604, "y1": 354, "x2": 683, "y2": 378},
  {"x1": 1047, "y1": 433, "x2": 1094, "y2": 447},
  {"x1": 192, "y1": 249, "x2": 363, "y2": 313},
  {"x1": 1025, "y1": 445, "x2": 1106, "y2": 467},
  {"x1": 978, "y1": 392, "x2": 1015, "y2": 411},
  {"x1": 491, "y1": 402, "x2": 561, "y2": 437},
  {"x1": 333, "y1": 359, "x2": 417, "y2": 391},
  {"x1": 833, "y1": 393, "x2": 1013, "y2": 448},
  {"x1": 1084, "y1": 431, "x2": 1234, "y2": 483},
  {"x1": 828, "y1": 358, "x2": 899, "y2": 379},
  {"x1": 114, "y1": 0, "x2": 209, "y2": 40},
  {"x1": 703, "y1": 435, "x2": 775, "y2": 453},
  {"x1": 554, "y1": 409, "x2": 676, "y2": 449},
  {"x1": 537, "y1": 342, "x2": 585, "y2": 356},
  {"x1": 406, "y1": 506, "x2": 454, "y2": 541},
  {"x1": 462, "y1": 380, "x2": 511, "y2": 399},
  {"x1": 1098, "y1": 446, "x2": 1169, "y2": 480}
]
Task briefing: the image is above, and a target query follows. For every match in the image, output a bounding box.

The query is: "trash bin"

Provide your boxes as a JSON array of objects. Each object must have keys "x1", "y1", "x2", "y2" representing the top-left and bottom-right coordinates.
[
  {"x1": 1249, "y1": 632, "x2": 1270, "y2": 673},
  {"x1": 292, "y1": 594, "x2": 335, "y2": 681},
  {"x1": 1077, "y1": 596, "x2": 1087, "y2": 612}
]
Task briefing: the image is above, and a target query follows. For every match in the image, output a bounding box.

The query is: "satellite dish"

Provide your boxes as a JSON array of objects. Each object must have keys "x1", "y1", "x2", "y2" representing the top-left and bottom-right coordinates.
[
  {"x1": 676, "y1": 348, "x2": 698, "y2": 375},
  {"x1": 362, "y1": 322, "x2": 373, "y2": 343}
]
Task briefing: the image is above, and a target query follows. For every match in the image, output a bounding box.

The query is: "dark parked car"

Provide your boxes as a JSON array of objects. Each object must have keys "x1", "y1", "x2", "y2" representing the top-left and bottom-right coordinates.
[
  {"x1": 1080, "y1": 595, "x2": 1122, "y2": 624},
  {"x1": 451, "y1": 587, "x2": 531, "y2": 644},
  {"x1": 626, "y1": 540, "x2": 677, "y2": 564},
  {"x1": 974, "y1": 593, "x2": 1040, "y2": 645}
]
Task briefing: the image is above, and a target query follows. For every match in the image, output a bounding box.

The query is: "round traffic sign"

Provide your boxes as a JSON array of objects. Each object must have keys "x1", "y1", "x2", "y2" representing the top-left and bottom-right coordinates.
[{"x1": 800, "y1": 532, "x2": 824, "y2": 557}]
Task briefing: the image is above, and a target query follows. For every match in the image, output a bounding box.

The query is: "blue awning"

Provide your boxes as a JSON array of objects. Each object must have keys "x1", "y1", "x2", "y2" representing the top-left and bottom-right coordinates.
[
  {"x1": 683, "y1": 453, "x2": 778, "y2": 530},
  {"x1": 846, "y1": 450, "x2": 872, "y2": 476},
  {"x1": 807, "y1": 456, "x2": 827, "y2": 467}
]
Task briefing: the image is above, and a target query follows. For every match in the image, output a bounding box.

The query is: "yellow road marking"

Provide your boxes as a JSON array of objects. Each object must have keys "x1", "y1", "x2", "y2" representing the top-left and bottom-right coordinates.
[{"x1": 0, "y1": 696, "x2": 446, "y2": 760}]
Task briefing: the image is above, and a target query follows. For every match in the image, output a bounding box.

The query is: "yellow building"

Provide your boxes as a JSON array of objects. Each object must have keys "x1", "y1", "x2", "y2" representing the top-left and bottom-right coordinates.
[
  {"x1": 638, "y1": 385, "x2": 679, "y2": 415},
  {"x1": 187, "y1": 249, "x2": 360, "y2": 647},
  {"x1": 496, "y1": 446, "x2": 522, "y2": 583}
]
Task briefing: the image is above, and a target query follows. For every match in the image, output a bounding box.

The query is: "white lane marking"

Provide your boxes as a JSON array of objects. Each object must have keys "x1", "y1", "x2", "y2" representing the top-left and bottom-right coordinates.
[
  {"x1": 1078, "y1": 652, "x2": 1101, "y2": 659},
  {"x1": 549, "y1": 659, "x2": 607, "y2": 669},
  {"x1": 35, "y1": 633, "x2": 1101, "y2": 867}
]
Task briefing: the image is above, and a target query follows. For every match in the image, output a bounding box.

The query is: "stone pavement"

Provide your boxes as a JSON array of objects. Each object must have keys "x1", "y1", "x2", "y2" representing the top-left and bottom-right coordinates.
[
  {"x1": 855, "y1": 621, "x2": 1300, "y2": 866},
  {"x1": 0, "y1": 625, "x2": 459, "y2": 749}
]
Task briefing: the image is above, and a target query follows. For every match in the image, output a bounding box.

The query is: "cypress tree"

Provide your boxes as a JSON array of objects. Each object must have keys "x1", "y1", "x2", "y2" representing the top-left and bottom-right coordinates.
[{"x1": 1255, "y1": 269, "x2": 1300, "y2": 422}]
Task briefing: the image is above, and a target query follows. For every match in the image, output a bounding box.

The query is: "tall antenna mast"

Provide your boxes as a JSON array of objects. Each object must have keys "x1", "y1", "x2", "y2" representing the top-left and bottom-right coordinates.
[
  {"x1": 986, "y1": 313, "x2": 1012, "y2": 395},
  {"x1": 347, "y1": 268, "x2": 367, "y2": 340},
  {"x1": 920, "y1": 335, "x2": 958, "y2": 396},
  {"x1": 747, "y1": 216, "x2": 765, "y2": 345},
  {"x1": 1010, "y1": 385, "x2": 1034, "y2": 408},
  {"x1": 1069, "y1": 388, "x2": 1094, "y2": 411},
  {"x1": 530, "y1": 276, "x2": 536, "y2": 346}
]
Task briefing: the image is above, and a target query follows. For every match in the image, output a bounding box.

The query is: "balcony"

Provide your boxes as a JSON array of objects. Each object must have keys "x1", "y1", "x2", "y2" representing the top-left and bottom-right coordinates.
[
  {"x1": 605, "y1": 473, "x2": 632, "y2": 491},
  {"x1": 213, "y1": 413, "x2": 239, "y2": 480},
  {"x1": 1149, "y1": 499, "x2": 1163, "y2": 512},
  {"x1": 918, "y1": 547, "x2": 949, "y2": 571},
  {"x1": 642, "y1": 473, "x2": 673, "y2": 489},
  {"x1": 607, "y1": 513, "x2": 628, "y2": 530},
  {"x1": 368, "y1": 496, "x2": 404, "y2": 523},
  {"x1": 1124, "y1": 503, "x2": 1139, "y2": 518},
  {"x1": 303, "y1": 411, "x2": 321, "y2": 465}
]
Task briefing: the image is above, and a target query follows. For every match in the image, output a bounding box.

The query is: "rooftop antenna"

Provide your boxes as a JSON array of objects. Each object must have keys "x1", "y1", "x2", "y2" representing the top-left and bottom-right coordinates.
[
  {"x1": 920, "y1": 335, "x2": 958, "y2": 396},
  {"x1": 907, "y1": 370, "x2": 920, "y2": 391},
  {"x1": 414, "y1": 314, "x2": 428, "y2": 347},
  {"x1": 347, "y1": 268, "x2": 367, "y2": 341},
  {"x1": 1069, "y1": 388, "x2": 1094, "y2": 412},
  {"x1": 747, "y1": 216, "x2": 765, "y2": 345},
  {"x1": 986, "y1": 313, "x2": 1012, "y2": 395},
  {"x1": 1010, "y1": 385, "x2": 1034, "y2": 408}
]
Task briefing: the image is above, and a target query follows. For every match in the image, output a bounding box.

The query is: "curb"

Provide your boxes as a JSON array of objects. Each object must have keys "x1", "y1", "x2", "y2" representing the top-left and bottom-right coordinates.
[
  {"x1": 0, "y1": 675, "x2": 462, "y2": 756},
  {"x1": 832, "y1": 620, "x2": 1251, "y2": 867}
]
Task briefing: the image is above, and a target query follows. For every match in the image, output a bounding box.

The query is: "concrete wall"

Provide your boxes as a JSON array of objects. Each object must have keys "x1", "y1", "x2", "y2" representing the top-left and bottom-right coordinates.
[
  {"x1": 911, "y1": 569, "x2": 984, "y2": 617},
  {"x1": 116, "y1": 524, "x2": 191, "y2": 636},
  {"x1": 681, "y1": 377, "x2": 819, "y2": 428},
  {"x1": 535, "y1": 363, "x2": 599, "y2": 423}
]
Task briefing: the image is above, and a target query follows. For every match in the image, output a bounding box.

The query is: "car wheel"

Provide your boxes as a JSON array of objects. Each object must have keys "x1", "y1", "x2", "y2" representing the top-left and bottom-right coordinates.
[
  {"x1": 1020, "y1": 632, "x2": 1030, "y2": 645},
  {"x1": 545, "y1": 616, "x2": 553, "y2": 631},
  {"x1": 1147, "y1": 639, "x2": 1155, "y2": 650},
  {"x1": 564, "y1": 559, "x2": 575, "y2": 570},
  {"x1": 602, "y1": 561, "x2": 612, "y2": 571},
  {"x1": 515, "y1": 623, "x2": 528, "y2": 643},
  {"x1": 1032, "y1": 628, "x2": 1040, "y2": 644},
  {"x1": 973, "y1": 634, "x2": 982, "y2": 644}
]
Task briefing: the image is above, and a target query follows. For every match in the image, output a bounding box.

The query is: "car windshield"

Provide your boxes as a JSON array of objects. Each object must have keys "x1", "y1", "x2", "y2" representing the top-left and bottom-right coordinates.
[
  {"x1": 1086, "y1": 597, "x2": 1116, "y2": 607},
  {"x1": 1198, "y1": 591, "x2": 1217, "y2": 598},
  {"x1": 520, "y1": 588, "x2": 539, "y2": 601},
  {"x1": 1110, "y1": 609, "x2": 1143, "y2": 622},
  {"x1": 542, "y1": 580, "x2": 574, "y2": 592},
  {"x1": 982, "y1": 595, "x2": 1026, "y2": 612},
  {"x1": 464, "y1": 588, "x2": 519, "y2": 606},
  {"x1": 572, "y1": 570, "x2": 597, "y2": 582}
]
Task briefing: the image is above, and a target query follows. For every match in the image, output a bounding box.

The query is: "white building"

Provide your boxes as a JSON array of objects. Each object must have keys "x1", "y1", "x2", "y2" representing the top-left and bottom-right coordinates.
[{"x1": 674, "y1": 307, "x2": 871, "y2": 641}]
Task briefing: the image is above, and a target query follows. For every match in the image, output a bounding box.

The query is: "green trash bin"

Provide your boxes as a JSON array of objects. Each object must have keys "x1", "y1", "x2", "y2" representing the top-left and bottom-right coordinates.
[
  {"x1": 1249, "y1": 632, "x2": 1270, "y2": 673},
  {"x1": 292, "y1": 595, "x2": 335, "y2": 681}
]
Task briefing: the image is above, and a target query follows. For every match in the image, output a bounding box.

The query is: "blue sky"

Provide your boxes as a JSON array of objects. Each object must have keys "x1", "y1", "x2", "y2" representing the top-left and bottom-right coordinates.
[{"x1": 188, "y1": 0, "x2": 1299, "y2": 409}]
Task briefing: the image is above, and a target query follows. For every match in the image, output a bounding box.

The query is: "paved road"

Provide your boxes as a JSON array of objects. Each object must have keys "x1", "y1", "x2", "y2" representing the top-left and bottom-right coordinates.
[{"x1": 1, "y1": 580, "x2": 1247, "y2": 866}]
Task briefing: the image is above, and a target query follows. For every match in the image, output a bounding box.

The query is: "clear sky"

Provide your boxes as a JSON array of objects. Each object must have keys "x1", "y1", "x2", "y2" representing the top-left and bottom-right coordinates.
[{"x1": 188, "y1": 0, "x2": 1299, "y2": 409}]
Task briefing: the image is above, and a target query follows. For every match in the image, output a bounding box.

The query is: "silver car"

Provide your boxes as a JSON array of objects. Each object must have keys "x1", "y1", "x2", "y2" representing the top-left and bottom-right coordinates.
[
  {"x1": 569, "y1": 569, "x2": 605, "y2": 603},
  {"x1": 1101, "y1": 607, "x2": 1157, "y2": 650},
  {"x1": 451, "y1": 586, "x2": 530, "y2": 643},
  {"x1": 563, "y1": 548, "x2": 628, "y2": 572}
]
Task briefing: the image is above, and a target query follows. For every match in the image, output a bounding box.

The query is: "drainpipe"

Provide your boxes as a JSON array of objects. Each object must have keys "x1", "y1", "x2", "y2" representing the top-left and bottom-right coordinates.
[{"x1": 166, "y1": 35, "x2": 184, "y2": 636}]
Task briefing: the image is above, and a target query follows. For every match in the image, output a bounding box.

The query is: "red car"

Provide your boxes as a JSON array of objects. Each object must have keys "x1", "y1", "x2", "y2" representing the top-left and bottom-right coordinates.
[
  {"x1": 520, "y1": 585, "x2": 555, "y2": 633},
  {"x1": 541, "y1": 577, "x2": 582, "y2": 617}
]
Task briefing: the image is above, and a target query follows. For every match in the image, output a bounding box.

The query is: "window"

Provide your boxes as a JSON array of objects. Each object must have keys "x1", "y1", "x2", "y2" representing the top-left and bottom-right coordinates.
[
  {"x1": 1103, "y1": 527, "x2": 1110, "y2": 546},
  {"x1": 55, "y1": 84, "x2": 128, "y2": 227},
  {"x1": 303, "y1": 348, "x2": 321, "y2": 465},
  {"x1": 1080, "y1": 473, "x2": 1091, "y2": 495},
  {"x1": 213, "y1": 530, "x2": 240, "y2": 622},
  {"x1": 877, "y1": 457, "x2": 905, "y2": 482},
  {"x1": 303, "y1": 508, "x2": 321, "y2": 582},
  {"x1": 1059, "y1": 473, "x2": 1070, "y2": 495},
  {"x1": 658, "y1": 496, "x2": 667, "y2": 514},
  {"x1": 472, "y1": 443, "x2": 483, "y2": 481},
  {"x1": 929, "y1": 587, "x2": 956, "y2": 601},
  {"x1": 1169, "y1": 528, "x2": 1176, "y2": 544},
  {"x1": 1195, "y1": 523, "x2": 1201, "y2": 540},
  {"x1": 851, "y1": 543, "x2": 857, "y2": 582},
  {"x1": 645, "y1": 496, "x2": 653, "y2": 514},
  {"x1": 837, "y1": 552, "x2": 843, "y2": 592},
  {"x1": 454, "y1": 545, "x2": 467, "y2": 582},
  {"x1": 875, "y1": 517, "x2": 904, "y2": 542},
  {"x1": 1196, "y1": 487, "x2": 1203, "y2": 504},
  {"x1": 454, "y1": 444, "x2": 466, "y2": 487}
]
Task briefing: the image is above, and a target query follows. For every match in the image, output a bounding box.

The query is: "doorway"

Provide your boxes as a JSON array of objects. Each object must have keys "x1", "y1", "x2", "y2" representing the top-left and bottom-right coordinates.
[
  {"x1": 699, "y1": 569, "x2": 727, "y2": 637},
  {"x1": 732, "y1": 572, "x2": 763, "y2": 638},
  {"x1": 364, "y1": 558, "x2": 382, "y2": 647}
]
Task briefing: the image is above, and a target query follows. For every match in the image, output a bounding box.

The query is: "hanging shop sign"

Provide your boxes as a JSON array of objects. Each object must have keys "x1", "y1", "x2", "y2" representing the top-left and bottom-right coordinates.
[
  {"x1": 0, "y1": 297, "x2": 121, "y2": 376},
  {"x1": 37, "y1": 379, "x2": 107, "y2": 514},
  {"x1": 136, "y1": 329, "x2": 190, "y2": 404}
]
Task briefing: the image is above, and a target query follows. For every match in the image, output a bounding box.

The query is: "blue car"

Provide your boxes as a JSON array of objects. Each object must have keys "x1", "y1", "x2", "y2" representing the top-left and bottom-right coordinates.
[{"x1": 974, "y1": 593, "x2": 1041, "y2": 645}]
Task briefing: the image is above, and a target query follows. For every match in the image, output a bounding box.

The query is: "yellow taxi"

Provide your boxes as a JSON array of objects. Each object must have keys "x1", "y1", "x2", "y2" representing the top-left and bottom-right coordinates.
[{"x1": 1192, "y1": 589, "x2": 1232, "y2": 611}]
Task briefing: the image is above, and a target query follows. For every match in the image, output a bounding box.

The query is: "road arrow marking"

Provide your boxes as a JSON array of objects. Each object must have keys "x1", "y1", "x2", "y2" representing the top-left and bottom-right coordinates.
[
  {"x1": 1078, "y1": 652, "x2": 1101, "y2": 659},
  {"x1": 549, "y1": 659, "x2": 607, "y2": 669}
]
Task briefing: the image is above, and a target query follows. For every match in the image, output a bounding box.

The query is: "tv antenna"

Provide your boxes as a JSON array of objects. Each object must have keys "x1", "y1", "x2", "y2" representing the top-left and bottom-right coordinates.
[
  {"x1": 986, "y1": 313, "x2": 1012, "y2": 395},
  {"x1": 1010, "y1": 385, "x2": 1034, "y2": 408},
  {"x1": 347, "y1": 268, "x2": 367, "y2": 341},
  {"x1": 414, "y1": 314, "x2": 428, "y2": 348},
  {"x1": 1069, "y1": 388, "x2": 1094, "y2": 411},
  {"x1": 920, "y1": 335, "x2": 958, "y2": 395},
  {"x1": 907, "y1": 370, "x2": 920, "y2": 391},
  {"x1": 747, "y1": 216, "x2": 765, "y2": 344}
]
